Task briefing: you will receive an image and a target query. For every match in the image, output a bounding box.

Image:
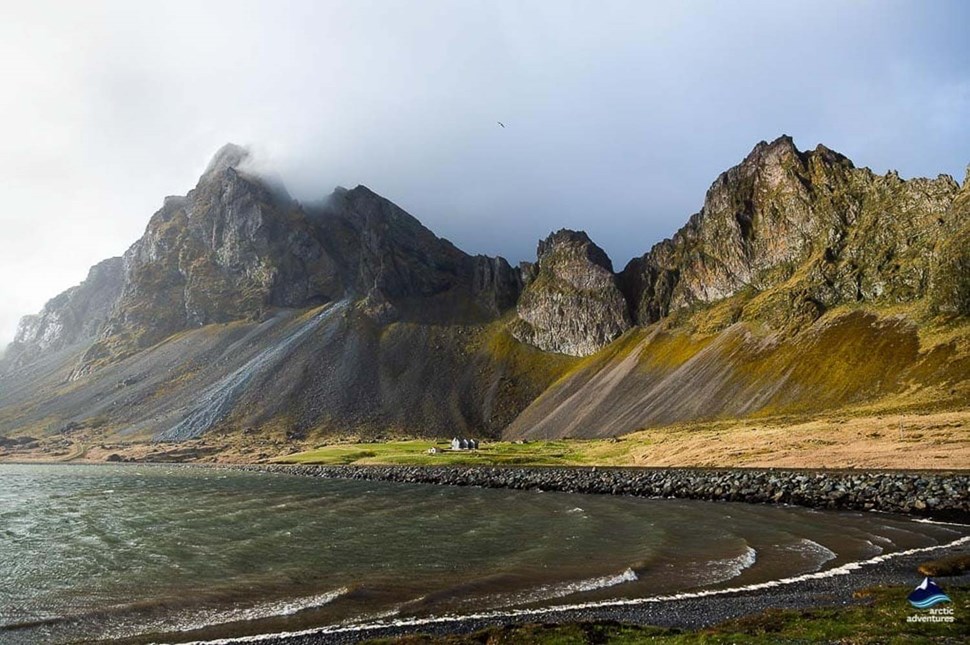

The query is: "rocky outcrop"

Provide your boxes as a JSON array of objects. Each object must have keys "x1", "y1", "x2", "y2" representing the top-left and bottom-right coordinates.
[
  {"x1": 2, "y1": 257, "x2": 124, "y2": 370},
  {"x1": 511, "y1": 230, "x2": 631, "y2": 356},
  {"x1": 620, "y1": 136, "x2": 963, "y2": 328}
]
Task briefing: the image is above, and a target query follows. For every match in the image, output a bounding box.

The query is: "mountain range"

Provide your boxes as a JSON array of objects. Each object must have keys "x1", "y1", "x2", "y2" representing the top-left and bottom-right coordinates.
[{"x1": 1, "y1": 136, "x2": 967, "y2": 459}]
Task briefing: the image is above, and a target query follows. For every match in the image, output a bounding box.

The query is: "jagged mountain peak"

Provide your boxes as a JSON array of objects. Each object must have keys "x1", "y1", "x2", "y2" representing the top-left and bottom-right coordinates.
[
  {"x1": 322, "y1": 183, "x2": 466, "y2": 261},
  {"x1": 195, "y1": 144, "x2": 297, "y2": 205},
  {"x1": 743, "y1": 134, "x2": 798, "y2": 161},
  {"x1": 536, "y1": 229, "x2": 615, "y2": 274},
  {"x1": 3, "y1": 256, "x2": 125, "y2": 370},
  {"x1": 20, "y1": 149, "x2": 526, "y2": 376},
  {"x1": 738, "y1": 135, "x2": 854, "y2": 177},
  {"x1": 620, "y1": 137, "x2": 964, "y2": 327}
]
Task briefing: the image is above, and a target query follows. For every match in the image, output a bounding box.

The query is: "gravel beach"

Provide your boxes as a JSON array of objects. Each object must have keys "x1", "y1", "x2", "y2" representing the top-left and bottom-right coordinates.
[{"x1": 192, "y1": 531, "x2": 970, "y2": 644}]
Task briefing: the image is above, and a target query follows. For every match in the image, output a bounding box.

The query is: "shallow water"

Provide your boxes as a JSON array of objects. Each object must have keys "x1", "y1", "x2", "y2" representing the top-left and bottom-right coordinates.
[{"x1": 0, "y1": 464, "x2": 964, "y2": 643}]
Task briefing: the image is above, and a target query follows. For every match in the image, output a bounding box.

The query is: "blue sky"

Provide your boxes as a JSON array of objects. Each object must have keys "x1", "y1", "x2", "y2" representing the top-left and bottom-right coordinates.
[{"x1": 1, "y1": 0, "x2": 968, "y2": 343}]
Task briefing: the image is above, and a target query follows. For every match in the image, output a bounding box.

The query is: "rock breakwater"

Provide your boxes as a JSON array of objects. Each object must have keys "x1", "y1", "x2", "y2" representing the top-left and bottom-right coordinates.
[{"x1": 225, "y1": 464, "x2": 970, "y2": 518}]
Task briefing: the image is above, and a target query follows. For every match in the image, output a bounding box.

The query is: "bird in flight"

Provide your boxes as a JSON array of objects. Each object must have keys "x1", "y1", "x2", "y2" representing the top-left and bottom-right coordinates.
[{"x1": 497, "y1": 121, "x2": 506, "y2": 128}]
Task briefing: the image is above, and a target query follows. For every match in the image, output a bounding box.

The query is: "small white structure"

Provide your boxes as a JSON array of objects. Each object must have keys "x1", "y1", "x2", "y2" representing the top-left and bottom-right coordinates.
[
  {"x1": 427, "y1": 447, "x2": 440, "y2": 455},
  {"x1": 450, "y1": 437, "x2": 479, "y2": 450}
]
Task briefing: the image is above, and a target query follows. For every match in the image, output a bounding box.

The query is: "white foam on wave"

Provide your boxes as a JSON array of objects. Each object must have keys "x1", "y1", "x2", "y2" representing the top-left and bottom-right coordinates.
[
  {"x1": 481, "y1": 568, "x2": 638, "y2": 609},
  {"x1": 8, "y1": 587, "x2": 352, "y2": 641},
  {"x1": 183, "y1": 522, "x2": 970, "y2": 645},
  {"x1": 136, "y1": 587, "x2": 350, "y2": 638},
  {"x1": 696, "y1": 546, "x2": 757, "y2": 585},
  {"x1": 913, "y1": 517, "x2": 968, "y2": 528},
  {"x1": 861, "y1": 539, "x2": 884, "y2": 556},
  {"x1": 786, "y1": 539, "x2": 837, "y2": 572}
]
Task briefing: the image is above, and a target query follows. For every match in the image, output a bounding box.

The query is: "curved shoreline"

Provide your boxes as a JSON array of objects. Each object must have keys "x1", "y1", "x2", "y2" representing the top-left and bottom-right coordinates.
[
  {"x1": 223, "y1": 463, "x2": 970, "y2": 519},
  {"x1": 186, "y1": 527, "x2": 970, "y2": 644},
  {"x1": 3, "y1": 462, "x2": 967, "y2": 643},
  {"x1": 170, "y1": 464, "x2": 970, "y2": 643}
]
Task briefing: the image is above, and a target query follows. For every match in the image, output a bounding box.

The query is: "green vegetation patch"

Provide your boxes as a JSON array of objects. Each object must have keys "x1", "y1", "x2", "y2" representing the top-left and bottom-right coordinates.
[
  {"x1": 275, "y1": 439, "x2": 598, "y2": 467},
  {"x1": 919, "y1": 554, "x2": 970, "y2": 578}
]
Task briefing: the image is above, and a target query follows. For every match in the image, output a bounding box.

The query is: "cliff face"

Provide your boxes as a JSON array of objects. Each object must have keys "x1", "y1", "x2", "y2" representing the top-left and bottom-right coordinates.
[
  {"x1": 930, "y1": 173, "x2": 970, "y2": 316},
  {"x1": 3, "y1": 257, "x2": 124, "y2": 370},
  {"x1": 317, "y1": 185, "x2": 521, "y2": 322},
  {"x1": 619, "y1": 136, "x2": 963, "y2": 329},
  {"x1": 77, "y1": 146, "x2": 335, "y2": 372},
  {"x1": 511, "y1": 230, "x2": 631, "y2": 357}
]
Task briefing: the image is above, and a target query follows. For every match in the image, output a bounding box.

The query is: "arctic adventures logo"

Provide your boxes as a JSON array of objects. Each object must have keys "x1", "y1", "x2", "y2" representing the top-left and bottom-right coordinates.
[{"x1": 906, "y1": 577, "x2": 954, "y2": 624}]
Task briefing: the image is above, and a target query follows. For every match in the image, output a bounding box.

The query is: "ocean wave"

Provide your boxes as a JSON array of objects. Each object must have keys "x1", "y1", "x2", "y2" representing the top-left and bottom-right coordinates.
[
  {"x1": 185, "y1": 531, "x2": 970, "y2": 644},
  {"x1": 134, "y1": 587, "x2": 352, "y2": 637},
  {"x1": 697, "y1": 546, "x2": 757, "y2": 585},
  {"x1": 2, "y1": 587, "x2": 351, "y2": 640},
  {"x1": 104, "y1": 587, "x2": 350, "y2": 636},
  {"x1": 860, "y1": 539, "x2": 884, "y2": 556},
  {"x1": 479, "y1": 567, "x2": 638, "y2": 609},
  {"x1": 786, "y1": 539, "x2": 837, "y2": 572}
]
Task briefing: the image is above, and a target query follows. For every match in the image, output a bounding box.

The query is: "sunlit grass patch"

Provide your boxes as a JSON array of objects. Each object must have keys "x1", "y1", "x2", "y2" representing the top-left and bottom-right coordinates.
[
  {"x1": 365, "y1": 585, "x2": 968, "y2": 644},
  {"x1": 274, "y1": 438, "x2": 598, "y2": 467}
]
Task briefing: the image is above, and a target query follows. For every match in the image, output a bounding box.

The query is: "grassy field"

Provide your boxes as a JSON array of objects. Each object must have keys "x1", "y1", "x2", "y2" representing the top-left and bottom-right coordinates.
[
  {"x1": 9, "y1": 405, "x2": 964, "y2": 469},
  {"x1": 273, "y1": 439, "x2": 599, "y2": 466},
  {"x1": 366, "y1": 585, "x2": 968, "y2": 644},
  {"x1": 273, "y1": 408, "x2": 970, "y2": 469}
]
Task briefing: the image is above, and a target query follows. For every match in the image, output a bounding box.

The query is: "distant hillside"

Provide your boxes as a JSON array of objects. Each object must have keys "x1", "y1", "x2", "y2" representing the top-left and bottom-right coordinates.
[{"x1": 1, "y1": 137, "x2": 966, "y2": 455}]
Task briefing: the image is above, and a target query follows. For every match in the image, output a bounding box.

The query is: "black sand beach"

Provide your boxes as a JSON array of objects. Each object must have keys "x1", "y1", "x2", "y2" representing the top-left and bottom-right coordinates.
[{"x1": 191, "y1": 529, "x2": 969, "y2": 644}]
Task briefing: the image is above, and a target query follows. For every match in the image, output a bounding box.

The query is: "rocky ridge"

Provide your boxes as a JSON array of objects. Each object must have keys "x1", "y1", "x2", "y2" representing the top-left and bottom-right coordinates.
[
  {"x1": 3, "y1": 257, "x2": 124, "y2": 370},
  {"x1": 619, "y1": 136, "x2": 966, "y2": 329},
  {"x1": 1, "y1": 137, "x2": 967, "y2": 445}
]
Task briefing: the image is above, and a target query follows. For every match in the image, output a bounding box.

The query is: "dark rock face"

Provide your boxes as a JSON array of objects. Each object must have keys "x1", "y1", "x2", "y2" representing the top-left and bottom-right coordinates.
[
  {"x1": 472, "y1": 255, "x2": 522, "y2": 316},
  {"x1": 65, "y1": 146, "x2": 521, "y2": 376},
  {"x1": 512, "y1": 229, "x2": 631, "y2": 356},
  {"x1": 318, "y1": 185, "x2": 520, "y2": 323},
  {"x1": 3, "y1": 257, "x2": 124, "y2": 371},
  {"x1": 620, "y1": 136, "x2": 963, "y2": 327}
]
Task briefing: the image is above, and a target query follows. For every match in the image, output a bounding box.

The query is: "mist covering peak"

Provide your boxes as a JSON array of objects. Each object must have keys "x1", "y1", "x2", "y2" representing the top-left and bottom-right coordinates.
[{"x1": 203, "y1": 143, "x2": 251, "y2": 177}]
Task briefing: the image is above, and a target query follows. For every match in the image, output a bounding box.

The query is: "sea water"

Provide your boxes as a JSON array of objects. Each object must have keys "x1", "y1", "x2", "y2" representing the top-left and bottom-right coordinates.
[{"x1": 0, "y1": 464, "x2": 964, "y2": 643}]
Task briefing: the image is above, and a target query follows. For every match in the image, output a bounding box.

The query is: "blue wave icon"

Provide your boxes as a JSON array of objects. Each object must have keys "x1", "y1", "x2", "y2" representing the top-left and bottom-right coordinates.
[{"x1": 908, "y1": 577, "x2": 951, "y2": 609}]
